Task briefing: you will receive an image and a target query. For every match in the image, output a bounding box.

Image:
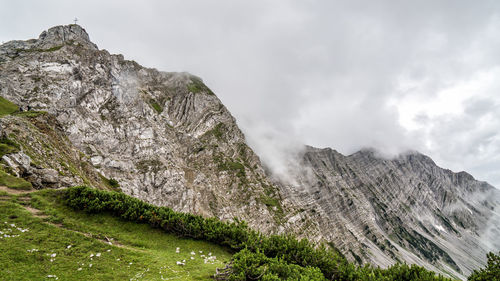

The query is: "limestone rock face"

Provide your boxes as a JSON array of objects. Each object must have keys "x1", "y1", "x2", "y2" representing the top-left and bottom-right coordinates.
[
  {"x1": 2, "y1": 151, "x2": 31, "y2": 177},
  {"x1": 0, "y1": 24, "x2": 289, "y2": 233},
  {"x1": 275, "y1": 146, "x2": 500, "y2": 279}
]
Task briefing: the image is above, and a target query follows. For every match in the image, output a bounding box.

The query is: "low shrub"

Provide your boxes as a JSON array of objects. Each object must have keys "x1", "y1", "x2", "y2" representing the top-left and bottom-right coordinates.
[
  {"x1": 62, "y1": 186, "x2": 453, "y2": 280},
  {"x1": 468, "y1": 251, "x2": 500, "y2": 281}
]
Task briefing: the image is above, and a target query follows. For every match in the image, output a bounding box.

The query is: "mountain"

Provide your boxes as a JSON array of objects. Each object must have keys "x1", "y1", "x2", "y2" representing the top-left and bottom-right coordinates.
[
  {"x1": 0, "y1": 24, "x2": 295, "y2": 233},
  {"x1": 273, "y1": 146, "x2": 500, "y2": 279},
  {"x1": 1, "y1": 24, "x2": 498, "y2": 280}
]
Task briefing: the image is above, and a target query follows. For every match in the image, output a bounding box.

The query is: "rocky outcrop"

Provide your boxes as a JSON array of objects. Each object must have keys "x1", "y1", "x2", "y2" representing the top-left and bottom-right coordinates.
[{"x1": 0, "y1": 113, "x2": 107, "y2": 189}]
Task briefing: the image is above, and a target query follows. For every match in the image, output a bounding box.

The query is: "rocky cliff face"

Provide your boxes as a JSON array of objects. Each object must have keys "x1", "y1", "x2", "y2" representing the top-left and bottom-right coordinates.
[
  {"x1": 275, "y1": 146, "x2": 500, "y2": 279},
  {"x1": 1, "y1": 24, "x2": 498, "y2": 280}
]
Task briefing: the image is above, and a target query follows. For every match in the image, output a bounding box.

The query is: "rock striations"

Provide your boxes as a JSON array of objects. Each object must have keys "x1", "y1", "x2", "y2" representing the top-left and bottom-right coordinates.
[
  {"x1": 1, "y1": 24, "x2": 498, "y2": 280},
  {"x1": 275, "y1": 147, "x2": 500, "y2": 279}
]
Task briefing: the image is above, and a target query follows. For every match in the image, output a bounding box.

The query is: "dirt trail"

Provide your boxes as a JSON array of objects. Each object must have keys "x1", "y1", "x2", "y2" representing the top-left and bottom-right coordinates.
[
  {"x1": 0, "y1": 185, "x2": 38, "y2": 195},
  {"x1": 24, "y1": 205, "x2": 50, "y2": 219}
]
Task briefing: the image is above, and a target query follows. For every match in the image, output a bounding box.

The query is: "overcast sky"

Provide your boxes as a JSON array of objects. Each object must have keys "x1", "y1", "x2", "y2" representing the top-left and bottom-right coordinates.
[{"x1": 2, "y1": 0, "x2": 500, "y2": 187}]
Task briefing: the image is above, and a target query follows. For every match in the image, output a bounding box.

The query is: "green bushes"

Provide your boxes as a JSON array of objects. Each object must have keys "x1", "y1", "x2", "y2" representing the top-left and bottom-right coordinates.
[
  {"x1": 63, "y1": 186, "x2": 250, "y2": 250},
  {"x1": 468, "y1": 251, "x2": 500, "y2": 281},
  {"x1": 368, "y1": 263, "x2": 454, "y2": 281},
  {"x1": 229, "y1": 249, "x2": 326, "y2": 280},
  {"x1": 62, "y1": 186, "x2": 453, "y2": 280}
]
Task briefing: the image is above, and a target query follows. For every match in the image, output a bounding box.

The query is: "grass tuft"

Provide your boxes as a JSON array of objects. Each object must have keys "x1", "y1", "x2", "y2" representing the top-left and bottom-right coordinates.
[
  {"x1": 99, "y1": 174, "x2": 120, "y2": 191},
  {"x1": 0, "y1": 96, "x2": 19, "y2": 117},
  {"x1": 0, "y1": 170, "x2": 32, "y2": 190},
  {"x1": 12, "y1": 111, "x2": 48, "y2": 118}
]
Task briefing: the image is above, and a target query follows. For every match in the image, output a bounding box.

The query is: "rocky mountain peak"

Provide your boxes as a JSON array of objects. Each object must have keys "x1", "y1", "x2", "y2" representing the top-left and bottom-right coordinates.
[
  {"x1": 37, "y1": 24, "x2": 97, "y2": 50},
  {"x1": 0, "y1": 24, "x2": 98, "y2": 64}
]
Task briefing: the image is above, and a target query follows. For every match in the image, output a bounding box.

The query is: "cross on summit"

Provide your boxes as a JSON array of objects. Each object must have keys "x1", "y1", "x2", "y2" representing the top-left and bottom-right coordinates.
[{"x1": 73, "y1": 18, "x2": 78, "y2": 24}]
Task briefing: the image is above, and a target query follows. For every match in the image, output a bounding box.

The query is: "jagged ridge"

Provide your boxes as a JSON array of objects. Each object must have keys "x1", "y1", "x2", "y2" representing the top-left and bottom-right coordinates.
[{"x1": 275, "y1": 146, "x2": 500, "y2": 279}]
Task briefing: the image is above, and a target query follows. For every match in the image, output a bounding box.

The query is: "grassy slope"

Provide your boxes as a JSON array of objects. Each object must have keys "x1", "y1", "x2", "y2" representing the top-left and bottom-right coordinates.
[{"x1": 0, "y1": 189, "x2": 232, "y2": 280}]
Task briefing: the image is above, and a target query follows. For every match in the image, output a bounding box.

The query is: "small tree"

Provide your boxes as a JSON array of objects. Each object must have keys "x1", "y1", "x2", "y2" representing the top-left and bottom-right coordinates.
[{"x1": 468, "y1": 251, "x2": 500, "y2": 281}]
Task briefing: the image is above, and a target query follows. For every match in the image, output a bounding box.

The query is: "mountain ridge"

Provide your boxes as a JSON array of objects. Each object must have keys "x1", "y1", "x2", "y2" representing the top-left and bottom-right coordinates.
[{"x1": 273, "y1": 144, "x2": 500, "y2": 279}]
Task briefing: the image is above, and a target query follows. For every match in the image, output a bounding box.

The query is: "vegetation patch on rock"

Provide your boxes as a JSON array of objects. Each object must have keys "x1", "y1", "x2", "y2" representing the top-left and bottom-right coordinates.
[
  {"x1": 187, "y1": 76, "x2": 215, "y2": 95},
  {"x1": 0, "y1": 96, "x2": 19, "y2": 117},
  {"x1": 0, "y1": 169, "x2": 32, "y2": 190}
]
